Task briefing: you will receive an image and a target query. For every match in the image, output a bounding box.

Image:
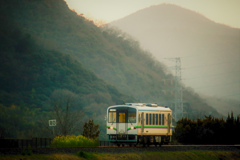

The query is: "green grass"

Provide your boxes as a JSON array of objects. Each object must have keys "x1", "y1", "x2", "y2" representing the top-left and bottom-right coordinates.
[
  {"x1": 141, "y1": 151, "x2": 240, "y2": 160},
  {"x1": 0, "y1": 151, "x2": 239, "y2": 160},
  {"x1": 0, "y1": 154, "x2": 83, "y2": 160}
]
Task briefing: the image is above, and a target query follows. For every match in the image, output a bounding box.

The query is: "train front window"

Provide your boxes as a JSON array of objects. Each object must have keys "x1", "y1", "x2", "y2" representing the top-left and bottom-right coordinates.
[
  {"x1": 108, "y1": 109, "x2": 116, "y2": 123},
  {"x1": 108, "y1": 107, "x2": 136, "y2": 123},
  {"x1": 119, "y1": 113, "x2": 125, "y2": 123}
]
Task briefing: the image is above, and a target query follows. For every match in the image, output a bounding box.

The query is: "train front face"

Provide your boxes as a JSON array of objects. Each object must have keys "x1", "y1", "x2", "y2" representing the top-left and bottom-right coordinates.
[{"x1": 106, "y1": 105, "x2": 137, "y2": 145}]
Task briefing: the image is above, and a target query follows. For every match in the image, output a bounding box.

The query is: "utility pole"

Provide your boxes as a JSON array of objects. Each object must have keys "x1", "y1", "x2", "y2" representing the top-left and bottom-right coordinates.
[{"x1": 164, "y1": 57, "x2": 183, "y2": 121}]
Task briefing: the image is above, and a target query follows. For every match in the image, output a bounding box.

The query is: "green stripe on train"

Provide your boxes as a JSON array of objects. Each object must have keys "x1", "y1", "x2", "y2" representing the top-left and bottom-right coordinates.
[{"x1": 135, "y1": 126, "x2": 173, "y2": 128}]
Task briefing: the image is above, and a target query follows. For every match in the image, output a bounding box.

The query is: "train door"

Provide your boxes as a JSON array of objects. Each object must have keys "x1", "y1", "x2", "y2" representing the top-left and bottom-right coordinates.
[
  {"x1": 116, "y1": 108, "x2": 128, "y2": 137},
  {"x1": 167, "y1": 113, "x2": 172, "y2": 134},
  {"x1": 141, "y1": 112, "x2": 144, "y2": 134}
]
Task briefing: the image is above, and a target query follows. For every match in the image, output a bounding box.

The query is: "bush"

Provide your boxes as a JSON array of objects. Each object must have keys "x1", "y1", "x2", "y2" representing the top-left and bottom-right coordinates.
[
  {"x1": 83, "y1": 119, "x2": 100, "y2": 139},
  {"x1": 21, "y1": 145, "x2": 32, "y2": 156},
  {"x1": 77, "y1": 151, "x2": 93, "y2": 159},
  {"x1": 51, "y1": 135, "x2": 99, "y2": 147},
  {"x1": 174, "y1": 113, "x2": 240, "y2": 144}
]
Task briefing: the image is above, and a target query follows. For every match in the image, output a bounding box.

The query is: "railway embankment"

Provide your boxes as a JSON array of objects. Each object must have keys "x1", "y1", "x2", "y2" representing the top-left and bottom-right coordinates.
[{"x1": 0, "y1": 145, "x2": 239, "y2": 155}]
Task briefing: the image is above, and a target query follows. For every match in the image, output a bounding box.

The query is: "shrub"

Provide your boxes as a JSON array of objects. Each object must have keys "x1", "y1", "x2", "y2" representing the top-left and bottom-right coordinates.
[
  {"x1": 27, "y1": 145, "x2": 33, "y2": 155},
  {"x1": 77, "y1": 151, "x2": 93, "y2": 159},
  {"x1": 21, "y1": 145, "x2": 32, "y2": 156},
  {"x1": 51, "y1": 135, "x2": 99, "y2": 147},
  {"x1": 83, "y1": 119, "x2": 100, "y2": 139}
]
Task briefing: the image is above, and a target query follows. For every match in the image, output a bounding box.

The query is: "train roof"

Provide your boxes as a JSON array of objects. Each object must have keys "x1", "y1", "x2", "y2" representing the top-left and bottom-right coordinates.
[{"x1": 108, "y1": 103, "x2": 172, "y2": 111}]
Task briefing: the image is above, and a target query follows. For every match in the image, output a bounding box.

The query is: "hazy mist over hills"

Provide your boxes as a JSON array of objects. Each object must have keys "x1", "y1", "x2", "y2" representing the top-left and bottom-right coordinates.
[
  {"x1": 1, "y1": 0, "x2": 239, "y2": 138},
  {"x1": 110, "y1": 4, "x2": 240, "y2": 102}
]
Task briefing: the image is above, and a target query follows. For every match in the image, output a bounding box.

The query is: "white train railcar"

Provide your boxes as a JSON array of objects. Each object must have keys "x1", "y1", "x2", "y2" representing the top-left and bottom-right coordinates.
[{"x1": 106, "y1": 103, "x2": 173, "y2": 146}]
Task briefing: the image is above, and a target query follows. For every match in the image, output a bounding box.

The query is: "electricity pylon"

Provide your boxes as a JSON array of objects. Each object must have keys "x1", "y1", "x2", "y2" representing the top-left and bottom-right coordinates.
[{"x1": 164, "y1": 57, "x2": 183, "y2": 121}]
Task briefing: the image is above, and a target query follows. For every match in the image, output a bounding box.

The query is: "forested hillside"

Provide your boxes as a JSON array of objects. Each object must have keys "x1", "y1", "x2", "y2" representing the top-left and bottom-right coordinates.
[
  {"x1": 0, "y1": 15, "x2": 133, "y2": 138},
  {"x1": 0, "y1": 0, "x2": 222, "y2": 138},
  {"x1": 0, "y1": 18, "x2": 129, "y2": 108},
  {"x1": 0, "y1": 0, "x2": 169, "y2": 103}
]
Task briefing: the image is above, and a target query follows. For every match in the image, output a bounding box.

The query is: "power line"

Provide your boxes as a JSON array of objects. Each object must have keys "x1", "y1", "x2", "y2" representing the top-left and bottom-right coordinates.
[
  {"x1": 219, "y1": 92, "x2": 240, "y2": 99},
  {"x1": 182, "y1": 70, "x2": 240, "y2": 81},
  {"x1": 184, "y1": 80, "x2": 240, "y2": 90},
  {"x1": 180, "y1": 51, "x2": 240, "y2": 60},
  {"x1": 163, "y1": 58, "x2": 239, "y2": 73},
  {"x1": 182, "y1": 60, "x2": 239, "y2": 70}
]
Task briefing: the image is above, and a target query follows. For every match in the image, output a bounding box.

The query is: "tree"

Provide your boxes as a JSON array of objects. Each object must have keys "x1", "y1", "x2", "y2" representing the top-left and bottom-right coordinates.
[
  {"x1": 50, "y1": 89, "x2": 83, "y2": 136},
  {"x1": 83, "y1": 119, "x2": 100, "y2": 139}
]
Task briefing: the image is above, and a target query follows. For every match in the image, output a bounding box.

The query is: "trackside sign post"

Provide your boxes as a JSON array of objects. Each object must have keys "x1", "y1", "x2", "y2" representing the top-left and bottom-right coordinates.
[
  {"x1": 49, "y1": 119, "x2": 56, "y2": 126},
  {"x1": 49, "y1": 119, "x2": 56, "y2": 137}
]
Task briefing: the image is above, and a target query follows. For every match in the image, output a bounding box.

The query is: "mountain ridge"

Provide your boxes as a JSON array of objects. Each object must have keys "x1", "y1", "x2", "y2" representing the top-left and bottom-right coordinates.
[
  {"x1": 0, "y1": 0, "x2": 223, "y2": 121},
  {"x1": 110, "y1": 3, "x2": 240, "y2": 103}
]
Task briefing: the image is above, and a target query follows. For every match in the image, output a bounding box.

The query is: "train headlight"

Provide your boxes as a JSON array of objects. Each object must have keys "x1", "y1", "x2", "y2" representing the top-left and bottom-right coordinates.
[
  {"x1": 131, "y1": 126, "x2": 136, "y2": 130},
  {"x1": 110, "y1": 126, "x2": 113, "y2": 130}
]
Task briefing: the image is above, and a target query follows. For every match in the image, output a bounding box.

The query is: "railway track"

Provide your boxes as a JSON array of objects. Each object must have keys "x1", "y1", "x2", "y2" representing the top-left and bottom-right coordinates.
[{"x1": 1, "y1": 145, "x2": 240, "y2": 155}]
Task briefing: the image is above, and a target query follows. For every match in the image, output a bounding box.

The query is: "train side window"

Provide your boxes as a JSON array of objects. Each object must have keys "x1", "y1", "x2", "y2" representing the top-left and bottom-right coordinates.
[
  {"x1": 149, "y1": 114, "x2": 152, "y2": 125},
  {"x1": 156, "y1": 114, "x2": 158, "y2": 125},
  {"x1": 141, "y1": 112, "x2": 144, "y2": 126},
  {"x1": 162, "y1": 114, "x2": 164, "y2": 125},
  {"x1": 153, "y1": 114, "x2": 155, "y2": 125},
  {"x1": 168, "y1": 113, "x2": 172, "y2": 125},
  {"x1": 146, "y1": 113, "x2": 148, "y2": 125},
  {"x1": 128, "y1": 109, "x2": 136, "y2": 123},
  {"x1": 159, "y1": 114, "x2": 161, "y2": 125},
  {"x1": 138, "y1": 114, "x2": 141, "y2": 123}
]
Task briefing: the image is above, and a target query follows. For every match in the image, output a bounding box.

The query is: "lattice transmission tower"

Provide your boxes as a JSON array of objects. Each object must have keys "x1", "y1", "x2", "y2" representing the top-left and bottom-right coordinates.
[{"x1": 165, "y1": 57, "x2": 183, "y2": 121}]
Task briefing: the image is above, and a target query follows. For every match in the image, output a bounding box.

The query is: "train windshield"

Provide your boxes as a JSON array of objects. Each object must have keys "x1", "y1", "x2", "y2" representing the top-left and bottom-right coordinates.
[{"x1": 108, "y1": 107, "x2": 136, "y2": 123}]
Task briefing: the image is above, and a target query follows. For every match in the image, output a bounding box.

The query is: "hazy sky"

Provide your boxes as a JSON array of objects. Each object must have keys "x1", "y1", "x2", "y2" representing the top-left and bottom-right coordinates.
[{"x1": 65, "y1": 0, "x2": 240, "y2": 28}]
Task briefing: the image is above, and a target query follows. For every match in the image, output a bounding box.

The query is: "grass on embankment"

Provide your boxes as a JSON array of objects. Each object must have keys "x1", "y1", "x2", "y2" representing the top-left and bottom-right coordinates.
[{"x1": 0, "y1": 151, "x2": 239, "y2": 160}]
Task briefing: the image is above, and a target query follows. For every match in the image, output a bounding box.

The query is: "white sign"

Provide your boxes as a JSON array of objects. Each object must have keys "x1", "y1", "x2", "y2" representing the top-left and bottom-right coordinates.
[{"x1": 49, "y1": 119, "x2": 56, "y2": 126}]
